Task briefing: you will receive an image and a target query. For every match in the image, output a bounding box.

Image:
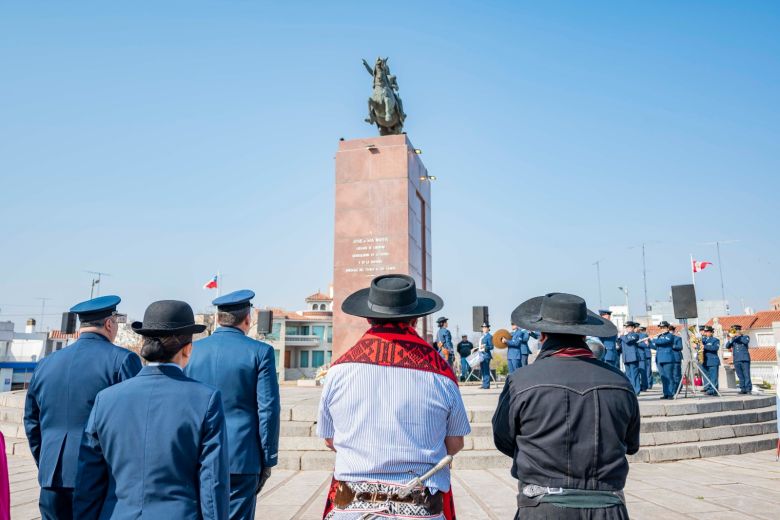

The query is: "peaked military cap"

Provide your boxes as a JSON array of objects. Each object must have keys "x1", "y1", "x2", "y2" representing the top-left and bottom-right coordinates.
[
  {"x1": 436, "y1": 316, "x2": 449, "y2": 324},
  {"x1": 481, "y1": 322, "x2": 490, "y2": 328},
  {"x1": 598, "y1": 309, "x2": 613, "y2": 316},
  {"x1": 70, "y1": 295, "x2": 121, "y2": 322},
  {"x1": 732, "y1": 324, "x2": 743, "y2": 331},
  {"x1": 702, "y1": 325, "x2": 714, "y2": 332},
  {"x1": 213, "y1": 289, "x2": 255, "y2": 311},
  {"x1": 658, "y1": 320, "x2": 671, "y2": 328}
]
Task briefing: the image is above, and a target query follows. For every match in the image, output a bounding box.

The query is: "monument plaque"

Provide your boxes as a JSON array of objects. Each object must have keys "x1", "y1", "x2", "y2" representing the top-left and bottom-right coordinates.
[{"x1": 332, "y1": 134, "x2": 432, "y2": 358}]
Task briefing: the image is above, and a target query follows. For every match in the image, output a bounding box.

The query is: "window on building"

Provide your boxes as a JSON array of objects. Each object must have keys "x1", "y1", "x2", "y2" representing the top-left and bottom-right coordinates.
[
  {"x1": 756, "y1": 333, "x2": 774, "y2": 347},
  {"x1": 312, "y1": 325, "x2": 325, "y2": 340},
  {"x1": 312, "y1": 350, "x2": 325, "y2": 367},
  {"x1": 300, "y1": 351, "x2": 309, "y2": 368},
  {"x1": 326, "y1": 350, "x2": 333, "y2": 363},
  {"x1": 327, "y1": 326, "x2": 333, "y2": 343},
  {"x1": 267, "y1": 322, "x2": 282, "y2": 341},
  {"x1": 273, "y1": 349, "x2": 280, "y2": 368}
]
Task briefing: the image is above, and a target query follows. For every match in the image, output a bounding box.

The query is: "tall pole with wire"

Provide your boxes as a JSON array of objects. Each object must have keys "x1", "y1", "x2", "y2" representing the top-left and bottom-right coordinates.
[
  {"x1": 642, "y1": 243, "x2": 649, "y2": 316},
  {"x1": 716, "y1": 241, "x2": 728, "y2": 314},
  {"x1": 35, "y1": 297, "x2": 51, "y2": 332},
  {"x1": 593, "y1": 259, "x2": 604, "y2": 308}
]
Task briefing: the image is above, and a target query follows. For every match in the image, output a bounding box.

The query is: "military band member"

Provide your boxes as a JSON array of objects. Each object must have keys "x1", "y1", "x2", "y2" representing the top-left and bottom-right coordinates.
[
  {"x1": 436, "y1": 317, "x2": 454, "y2": 367},
  {"x1": 700, "y1": 325, "x2": 720, "y2": 396},
  {"x1": 636, "y1": 326, "x2": 649, "y2": 391},
  {"x1": 726, "y1": 324, "x2": 752, "y2": 394},
  {"x1": 598, "y1": 310, "x2": 620, "y2": 369},
  {"x1": 650, "y1": 321, "x2": 676, "y2": 399},
  {"x1": 504, "y1": 322, "x2": 538, "y2": 373},
  {"x1": 620, "y1": 322, "x2": 642, "y2": 395},
  {"x1": 670, "y1": 326, "x2": 683, "y2": 392},
  {"x1": 73, "y1": 300, "x2": 229, "y2": 519},
  {"x1": 456, "y1": 334, "x2": 474, "y2": 382},
  {"x1": 24, "y1": 296, "x2": 142, "y2": 520},
  {"x1": 318, "y1": 274, "x2": 470, "y2": 519},
  {"x1": 185, "y1": 290, "x2": 281, "y2": 520},
  {"x1": 479, "y1": 322, "x2": 494, "y2": 389}
]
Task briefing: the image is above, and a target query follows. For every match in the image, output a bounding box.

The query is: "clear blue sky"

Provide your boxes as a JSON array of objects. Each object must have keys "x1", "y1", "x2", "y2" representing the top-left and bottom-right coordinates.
[{"x1": 1, "y1": 1, "x2": 778, "y2": 334}]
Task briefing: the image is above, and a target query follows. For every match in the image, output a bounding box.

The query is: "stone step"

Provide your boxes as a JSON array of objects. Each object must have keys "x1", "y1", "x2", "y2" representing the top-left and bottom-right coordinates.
[
  {"x1": 0, "y1": 421, "x2": 25, "y2": 438},
  {"x1": 637, "y1": 395, "x2": 775, "y2": 417},
  {"x1": 640, "y1": 405, "x2": 776, "y2": 433},
  {"x1": 640, "y1": 420, "x2": 777, "y2": 446},
  {"x1": 0, "y1": 406, "x2": 24, "y2": 423},
  {"x1": 3, "y1": 436, "x2": 33, "y2": 458},
  {"x1": 628, "y1": 433, "x2": 778, "y2": 463},
  {"x1": 0, "y1": 392, "x2": 26, "y2": 410},
  {"x1": 276, "y1": 449, "x2": 514, "y2": 471}
]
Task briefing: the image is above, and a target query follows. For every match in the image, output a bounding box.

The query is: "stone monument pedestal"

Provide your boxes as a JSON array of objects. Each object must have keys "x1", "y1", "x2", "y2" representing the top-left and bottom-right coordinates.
[{"x1": 332, "y1": 134, "x2": 432, "y2": 359}]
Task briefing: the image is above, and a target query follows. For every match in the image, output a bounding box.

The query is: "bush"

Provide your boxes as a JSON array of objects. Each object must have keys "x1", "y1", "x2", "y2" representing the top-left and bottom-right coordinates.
[
  {"x1": 758, "y1": 380, "x2": 772, "y2": 390},
  {"x1": 494, "y1": 356, "x2": 509, "y2": 376}
]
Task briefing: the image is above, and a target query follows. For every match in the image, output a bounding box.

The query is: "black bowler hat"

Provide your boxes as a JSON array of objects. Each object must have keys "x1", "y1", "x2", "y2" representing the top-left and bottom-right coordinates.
[
  {"x1": 512, "y1": 293, "x2": 617, "y2": 337},
  {"x1": 131, "y1": 300, "x2": 207, "y2": 337},
  {"x1": 658, "y1": 320, "x2": 671, "y2": 328},
  {"x1": 732, "y1": 324, "x2": 742, "y2": 331},
  {"x1": 436, "y1": 317, "x2": 448, "y2": 324},
  {"x1": 341, "y1": 274, "x2": 443, "y2": 320},
  {"x1": 703, "y1": 325, "x2": 714, "y2": 332}
]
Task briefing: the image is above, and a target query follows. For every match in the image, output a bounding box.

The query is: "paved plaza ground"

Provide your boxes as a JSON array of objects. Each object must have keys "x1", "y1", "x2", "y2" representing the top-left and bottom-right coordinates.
[{"x1": 8, "y1": 450, "x2": 780, "y2": 519}]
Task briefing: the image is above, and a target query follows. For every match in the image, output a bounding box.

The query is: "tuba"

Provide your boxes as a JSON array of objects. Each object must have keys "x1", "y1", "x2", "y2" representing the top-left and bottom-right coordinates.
[{"x1": 688, "y1": 325, "x2": 705, "y2": 364}]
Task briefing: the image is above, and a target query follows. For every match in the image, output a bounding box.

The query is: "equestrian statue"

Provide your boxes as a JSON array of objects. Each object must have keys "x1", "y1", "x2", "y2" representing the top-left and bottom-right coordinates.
[{"x1": 363, "y1": 57, "x2": 406, "y2": 135}]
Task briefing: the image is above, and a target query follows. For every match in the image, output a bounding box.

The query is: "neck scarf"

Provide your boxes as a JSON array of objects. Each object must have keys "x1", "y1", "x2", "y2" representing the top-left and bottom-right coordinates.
[{"x1": 331, "y1": 322, "x2": 458, "y2": 384}]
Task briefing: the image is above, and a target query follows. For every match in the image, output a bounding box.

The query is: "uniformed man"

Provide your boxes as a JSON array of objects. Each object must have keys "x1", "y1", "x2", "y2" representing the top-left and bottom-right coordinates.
[
  {"x1": 670, "y1": 326, "x2": 684, "y2": 392},
  {"x1": 73, "y1": 300, "x2": 229, "y2": 519},
  {"x1": 503, "y1": 322, "x2": 538, "y2": 373},
  {"x1": 436, "y1": 317, "x2": 454, "y2": 367},
  {"x1": 456, "y1": 334, "x2": 474, "y2": 382},
  {"x1": 479, "y1": 322, "x2": 494, "y2": 390},
  {"x1": 726, "y1": 324, "x2": 752, "y2": 394},
  {"x1": 700, "y1": 325, "x2": 720, "y2": 396},
  {"x1": 185, "y1": 290, "x2": 281, "y2": 520},
  {"x1": 649, "y1": 321, "x2": 676, "y2": 399},
  {"x1": 620, "y1": 322, "x2": 642, "y2": 395},
  {"x1": 598, "y1": 310, "x2": 620, "y2": 369},
  {"x1": 24, "y1": 295, "x2": 142, "y2": 519},
  {"x1": 636, "y1": 326, "x2": 649, "y2": 391}
]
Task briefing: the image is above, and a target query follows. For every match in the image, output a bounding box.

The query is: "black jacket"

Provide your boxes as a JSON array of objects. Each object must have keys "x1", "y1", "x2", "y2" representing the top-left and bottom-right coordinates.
[
  {"x1": 456, "y1": 340, "x2": 474, "y2": 358},
  {"x1": 492, "y1": 348, "x2": 640, "y2": 494}
]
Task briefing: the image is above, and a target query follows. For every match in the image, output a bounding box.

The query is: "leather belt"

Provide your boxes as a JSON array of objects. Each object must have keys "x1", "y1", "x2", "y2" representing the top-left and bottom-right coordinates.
[{"x1": 333, "y1": 481, "x2": 443, "y2": 514}]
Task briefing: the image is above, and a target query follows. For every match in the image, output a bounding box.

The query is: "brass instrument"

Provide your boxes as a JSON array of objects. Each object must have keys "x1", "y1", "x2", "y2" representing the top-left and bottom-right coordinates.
[
  {"x1": 688, "y1": 325, "x2": 704, "y2": 364},
  {"x1": 492, "y1": 329, "x2": 512, "y2": 350}
]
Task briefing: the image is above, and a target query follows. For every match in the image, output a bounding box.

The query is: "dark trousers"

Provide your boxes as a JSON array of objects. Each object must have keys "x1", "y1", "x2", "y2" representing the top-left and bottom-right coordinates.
[
  {"x1": 645, "y1": 359, "x2": 654, "y2": 389},
  {"x1": 508, "y1": 358, "x2": 521, "y2": 374},
  {"x1": 460, "y1": 358, "x2": 470, "y2": 381},
  {"x1": 39, "y1": 487, "x2": 73, "y2": 520},
  {"x1": 521, "y1": 354, "x2": 530, "y2": 367},
  {"x1": 480, "y1": 358, "x2": 491, "y2": 388},
  {"x1": 514, "y1": 503, "x2": 630, "y2": 519},
  {"x1": 672, "y1": 362, "x2": 682, "y2": 392},
  {"x1": 638, "y1": 359, "x2": 648, "y2": 391},
  {"x1": 702, "y1": 365, "x2": 719, "y2": 394},
  {"x1": 229, "y1": 473, "x2": 260, "y2": 520},
  {"x1": 659, "y1": 362, "x2": 675, "y2": 397},
  {"x1": 624, "y1": 362, "x2": 641, "y2": 395},
  {"x1": 605, "y1": 357, "x2": 620, "y2": 369},
  {"x1": 735, "y1": 361, "x2": 752, "y2": 393}
]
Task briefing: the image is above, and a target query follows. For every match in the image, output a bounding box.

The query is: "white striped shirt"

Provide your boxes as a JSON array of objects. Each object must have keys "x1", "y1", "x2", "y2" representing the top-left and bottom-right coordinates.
[{"x1": 317, "y1": 362, "x2": 471, "y2": 492}]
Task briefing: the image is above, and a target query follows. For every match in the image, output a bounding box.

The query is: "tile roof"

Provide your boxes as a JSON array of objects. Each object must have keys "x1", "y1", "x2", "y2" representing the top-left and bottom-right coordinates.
[
  {"x1": 48, "y1": 330, "x2": 80, "y2": 340},
  {"x1": 749, "y1": 347, "x2": 778, "y2": 362},
  {"x1": 752, "y1": 310, "x2": 780, "y2": 329},
  {"x1": 705, "y1": 315, "x2": 758, "y2": 330},
  {"x1": 305, "y1": 292, "x2": 332, "y2": 302}
]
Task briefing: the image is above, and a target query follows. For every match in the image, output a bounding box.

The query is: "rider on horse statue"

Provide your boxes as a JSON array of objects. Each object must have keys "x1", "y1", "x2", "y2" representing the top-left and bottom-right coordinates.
[{"x1": 363, "y1": 57, "x2": 406, "y2": 136}]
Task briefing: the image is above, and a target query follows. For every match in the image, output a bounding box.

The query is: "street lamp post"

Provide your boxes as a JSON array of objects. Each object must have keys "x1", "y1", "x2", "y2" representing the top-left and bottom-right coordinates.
[{"x1": 618, "y1": 286, "x2": 630, "y2": 321}]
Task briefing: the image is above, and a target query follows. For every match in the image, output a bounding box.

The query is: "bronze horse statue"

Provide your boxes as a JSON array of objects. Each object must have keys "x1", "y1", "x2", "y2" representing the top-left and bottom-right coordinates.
[{"x1": 363, "y1": 57, "x2": 406, "y2": 135}]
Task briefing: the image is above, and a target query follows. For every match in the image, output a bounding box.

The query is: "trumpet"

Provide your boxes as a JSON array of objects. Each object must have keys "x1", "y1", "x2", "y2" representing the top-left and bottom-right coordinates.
[{"x1": 728, "y1": 326, "x2": 740, "y2": 337}]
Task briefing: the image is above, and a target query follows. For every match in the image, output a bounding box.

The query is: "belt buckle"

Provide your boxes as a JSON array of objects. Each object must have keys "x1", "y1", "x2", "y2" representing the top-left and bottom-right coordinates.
[{"x1": 546, "y1": 487, "x2": 564, "y2": 495}]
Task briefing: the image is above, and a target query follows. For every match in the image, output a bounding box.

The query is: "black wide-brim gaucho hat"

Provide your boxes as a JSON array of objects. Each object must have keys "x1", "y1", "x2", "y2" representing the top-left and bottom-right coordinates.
[
  {"x1": 132, "y1": 300, "x2": 207, "y2": 337},
  {"x1": 511, "y1": 293, "x2": 617, "y2": 337},
  {"x1": 342, "y1": 274, "x2": 443, "y2": 320}
]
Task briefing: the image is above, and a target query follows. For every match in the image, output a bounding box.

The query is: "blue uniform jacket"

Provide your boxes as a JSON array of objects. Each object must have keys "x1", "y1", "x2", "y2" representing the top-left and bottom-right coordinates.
[
  {"x1": 506, "y1": 329, "x2": 538, "y2": 359},
  {"x1": 24, "y1": 332, "x2": 142, "y2": 488},
  {"x1": 701, "y1": 336, "x2": 720, "y2": 367},
  {"x1": 651, "y1": 332, "x2": 676, "y2": 364},
  {"x1": 726, "y1": 334, "x2": 751, "y2": 362},
  {"x1": 479, "y1": 332, "x2": 494, "y2": 360},
  {"x1": 637, "y1": 333, "x2": 650, "y2": 361},
  {"x1": 436, "y1": 328, "x2": 453, "y2": 359},
  {"x1": 620, "y1": 333, "x2": 640, "y2": 364},
  {"x1": 672, "y1": 336, "x2": 683, "y2": 362},
  {"x1": 73, "y1": 365, "x2": 229, "y2": 520},
  {"x1": 599, "y1": 335, "x2": 619, "y2": 363},
  {"x1": 185, "y1": 326, "x2": 281, "y2": 474}
]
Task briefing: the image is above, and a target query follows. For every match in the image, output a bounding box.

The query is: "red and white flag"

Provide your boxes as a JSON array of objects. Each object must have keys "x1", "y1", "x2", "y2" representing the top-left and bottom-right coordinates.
[
  {"x1": 692, "y1": 259, "x2": 713, "y2": 273},
  {"x1": 203, "y1": 275, "x2": 218, "y2": 289}
]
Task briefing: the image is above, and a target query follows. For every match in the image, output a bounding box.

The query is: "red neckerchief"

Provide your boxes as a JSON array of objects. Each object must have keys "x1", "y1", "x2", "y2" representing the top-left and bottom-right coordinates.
[
  {"x1": 550, "y1": 347, "x2": 595, "y2": 358},
  {"x1": 331, "y1": 322, "x2": 458, "y2": 384}
]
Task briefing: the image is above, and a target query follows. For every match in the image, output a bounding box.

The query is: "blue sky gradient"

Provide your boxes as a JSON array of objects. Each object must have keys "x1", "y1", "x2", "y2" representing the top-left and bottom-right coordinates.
[{"x1": 1, "y1": 1, "x2": 778, "y2": 333}]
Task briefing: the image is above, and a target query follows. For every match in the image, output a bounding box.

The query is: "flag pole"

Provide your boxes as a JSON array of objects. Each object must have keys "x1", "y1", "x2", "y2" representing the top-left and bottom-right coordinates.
[
  {"x1": 212, "y1": 271, "x2": 221, "y2": 334},
  {"x1": 690, "y1": 255, "x2": 699, "y2": 328}
]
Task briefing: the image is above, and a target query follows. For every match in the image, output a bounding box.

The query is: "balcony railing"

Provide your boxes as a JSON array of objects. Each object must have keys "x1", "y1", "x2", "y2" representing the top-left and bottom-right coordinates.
[{"x1": 285, "y1": 335, "x2": 321, "y2": 347}]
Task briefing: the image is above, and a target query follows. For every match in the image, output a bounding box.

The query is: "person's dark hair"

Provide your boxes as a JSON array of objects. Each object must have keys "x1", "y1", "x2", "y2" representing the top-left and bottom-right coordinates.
[
  {"x1": 217, "y1": 307, "x2": 250, "y2": 327},
  {"x1": 540, "y1": 332, "x2": 587, "y2": 351},
  {"x1": 368, "y1": 317, "x2": 416, "y2": 326},
  {"x1": 140, "y1": 334, "x2": 192, "y2": 362},
  {"x1": 80, "y1": 317, "x2": 110, "y2": 329}
]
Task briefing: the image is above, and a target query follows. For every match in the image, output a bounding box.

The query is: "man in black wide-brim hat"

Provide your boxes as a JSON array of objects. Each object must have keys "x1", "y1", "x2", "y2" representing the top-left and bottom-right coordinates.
[{"x1": 492, "y1": 293, "x2": 640, "y2": 520}]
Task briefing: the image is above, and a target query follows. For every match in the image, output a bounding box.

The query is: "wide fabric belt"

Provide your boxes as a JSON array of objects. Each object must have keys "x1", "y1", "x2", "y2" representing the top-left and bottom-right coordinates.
[
  {"x1": 522, "y1": 485, "x2": 625, "y2": 509},
  {"x1": 332, "y1": 480, "x2": 443, "y2": 515}
]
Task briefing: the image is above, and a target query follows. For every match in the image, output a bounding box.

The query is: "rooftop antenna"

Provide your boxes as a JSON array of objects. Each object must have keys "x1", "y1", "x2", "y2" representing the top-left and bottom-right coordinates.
[
  {"x1": 35, "y1": 297, "x2": 52, "y2": 331},
  {"x1": 85, "y1": 270, "x2": 111, "y2": 298}
]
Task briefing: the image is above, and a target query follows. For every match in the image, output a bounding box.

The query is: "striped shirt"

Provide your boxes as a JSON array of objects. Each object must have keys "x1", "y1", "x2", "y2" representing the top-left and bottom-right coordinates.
[{"x1": 317, "y1": 362, "x2": 471, "y2": 492}]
